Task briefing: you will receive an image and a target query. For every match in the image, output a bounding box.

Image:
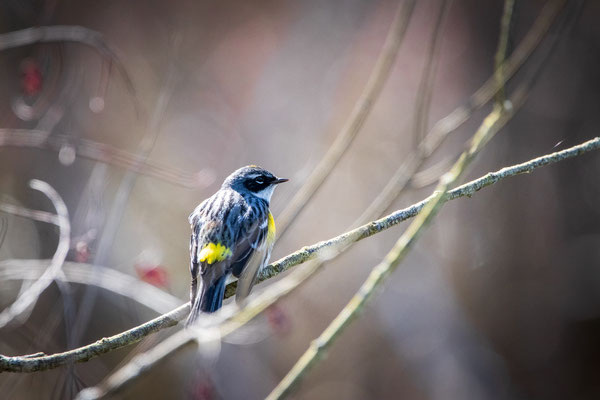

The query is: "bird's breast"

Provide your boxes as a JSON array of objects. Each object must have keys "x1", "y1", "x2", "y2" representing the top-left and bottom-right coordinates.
[{"x1": 267, "y1": 212, "x2": 276, "y2": 244}]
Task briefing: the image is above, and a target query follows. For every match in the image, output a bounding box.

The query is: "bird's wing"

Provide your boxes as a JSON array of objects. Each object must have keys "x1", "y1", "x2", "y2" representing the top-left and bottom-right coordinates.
[
  {"x1": 234, "y1": 211, "x2": 276, "y2": 303},
  {"x1": 188, "y1": 199, "x2": 209, "y2": 307}
]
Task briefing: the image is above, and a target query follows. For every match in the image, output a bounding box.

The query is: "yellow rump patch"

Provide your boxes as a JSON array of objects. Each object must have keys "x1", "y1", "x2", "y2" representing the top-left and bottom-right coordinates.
[
  {"x1": 199, "y1": 242, "x2": 232, "y2": 264},
  {"x1": 267, "y1": 212, "x2": 276, "y2": 244}
]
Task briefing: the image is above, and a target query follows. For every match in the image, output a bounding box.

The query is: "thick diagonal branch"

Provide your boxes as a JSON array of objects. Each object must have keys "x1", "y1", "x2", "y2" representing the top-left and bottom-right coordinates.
[{"x1": 1, "y1": 136, "x2": 597, "y2": 374}]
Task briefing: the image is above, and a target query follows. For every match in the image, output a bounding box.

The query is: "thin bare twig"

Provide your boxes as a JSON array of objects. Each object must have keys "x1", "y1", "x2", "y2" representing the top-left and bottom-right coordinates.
[
  {"x1": 353, "y1": 0, "x2": 566, "y2": 226},
  {"x1": 0, "y1": 129, "x2": 205, "y2": 188},
  {"x1": 0, "y1": 180, "x2": 70, "y2": 328},
  {"x1": 421, "y1": 0, "x2": 565, "y2": 156},
  {"x1": 0, "y1": 216, "x2": 6, "y2": 251},
  {"x1": 2, "y1": 135, "x2": 597, "y2": 376},
  {"x1": 0, "y1": 202, "x2": 59, "y2": 225},
  {"x1": 412, "y1": 0, "x2": 453, "y2": 145},
  {"x1": 494, "y1": 0, "x2": 515, "y2": 105},
  {"x1": 276, "y1": 0, "x2": 417, "y2": 238},
  {"x1": 0, "y1": 260, "x2": 181, "y2": 314}
]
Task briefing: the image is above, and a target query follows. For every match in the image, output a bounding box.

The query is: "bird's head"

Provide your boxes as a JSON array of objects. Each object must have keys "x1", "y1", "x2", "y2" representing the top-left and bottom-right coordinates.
[{"x1": 223, "y1": 165, "x2": 288, "y2": 202}]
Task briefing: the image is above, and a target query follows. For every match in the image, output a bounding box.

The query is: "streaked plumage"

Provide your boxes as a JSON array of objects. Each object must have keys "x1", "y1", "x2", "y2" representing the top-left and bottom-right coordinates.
[{"x1": 186, "y1": 166, "x2": 287, "y2": 326}]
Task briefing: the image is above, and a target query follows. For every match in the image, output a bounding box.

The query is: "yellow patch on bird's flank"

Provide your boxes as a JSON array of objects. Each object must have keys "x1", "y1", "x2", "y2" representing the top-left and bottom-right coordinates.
[
  {"x1": 198, "y1": 243, "x2": 232, "y2": 264},
  {"x1": 267, "y1": 212, "x2": 276, "y2": 244}
]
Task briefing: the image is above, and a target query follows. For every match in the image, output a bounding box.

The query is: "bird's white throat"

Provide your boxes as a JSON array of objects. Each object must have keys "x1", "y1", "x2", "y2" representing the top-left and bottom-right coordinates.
[{"x1": 255, "y1": 185, "x2": 275, "y2": 202}]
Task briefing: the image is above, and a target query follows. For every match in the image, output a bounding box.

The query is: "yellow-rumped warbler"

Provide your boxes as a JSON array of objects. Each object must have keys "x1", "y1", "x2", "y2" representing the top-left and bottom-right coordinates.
[{"x1": 186, "y1": 165, "x2": 288, "y2": 326}]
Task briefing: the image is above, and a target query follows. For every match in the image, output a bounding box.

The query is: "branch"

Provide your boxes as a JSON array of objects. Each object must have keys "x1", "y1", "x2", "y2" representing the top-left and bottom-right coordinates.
[
  {"x1": 275, "y1": 0, "x2": 417, "y2": 238},
  {"x1": 0, "y1": 304, "x2": 189, "y2": 373},
  {"x1": 231, "y1": 132, "x2": 598, "y2": 295},
  {"x1": 2, "y1": 135, "x2": 596, "y2": 375},
  {"x1": 79, "y1": 135, "x2": 600, "y2": 400}
]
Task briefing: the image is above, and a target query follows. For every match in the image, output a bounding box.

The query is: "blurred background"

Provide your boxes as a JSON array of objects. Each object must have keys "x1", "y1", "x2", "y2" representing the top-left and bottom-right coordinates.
[{"x1": 1, "y1": 0, "x2": 600, "y2": 398}]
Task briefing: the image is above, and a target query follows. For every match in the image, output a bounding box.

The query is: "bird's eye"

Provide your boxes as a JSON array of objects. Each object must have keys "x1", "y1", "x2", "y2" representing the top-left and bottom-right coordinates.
[{"x1": 255, "y1": 177, "x2": 265, "y2": 184}]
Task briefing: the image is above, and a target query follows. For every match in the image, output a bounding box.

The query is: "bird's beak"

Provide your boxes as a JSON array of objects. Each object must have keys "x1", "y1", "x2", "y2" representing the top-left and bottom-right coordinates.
[{"x1": 272, "y1": 178, "x2": 289, "y2": 184}]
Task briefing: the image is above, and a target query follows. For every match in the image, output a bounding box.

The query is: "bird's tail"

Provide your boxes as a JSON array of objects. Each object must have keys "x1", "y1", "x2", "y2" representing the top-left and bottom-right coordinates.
[{"x1": 186, "y1": 275, "x2": 227, "y2": 327}]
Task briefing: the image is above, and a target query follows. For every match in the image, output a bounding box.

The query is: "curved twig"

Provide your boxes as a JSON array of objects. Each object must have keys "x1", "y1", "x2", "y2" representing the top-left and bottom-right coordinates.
[
  {"x1": 0, "y1": 25, "x2": 135, "y2": 98},
  {"x1": 0, "y1": 180, "x2": 70, "y2": 328}
]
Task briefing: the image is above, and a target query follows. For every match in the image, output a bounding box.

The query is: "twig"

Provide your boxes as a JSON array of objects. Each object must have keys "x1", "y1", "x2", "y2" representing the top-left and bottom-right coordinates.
[
  {"x1": 0, "y1": 129, "x2": 205, "y2": 188},
  {"x1": 0, "y1": 180, "x2": 70, "y2": 329},
  {"x1": 0, "y1": 202, "x2": 59, "y2": 225},
  {"x1": 494, "y1": 0, "x2": 515, "y2": 105},
  {"x1": 75, "y1": 328, "x2": 193, "y2": 399},
  {"x1": 353, "y1": 0, "x2": 565, "y2": 226},
  {"x1": 0, "y1": 260, "x2": 181, "y2": 314},
  {"x1": 0, "y1": 25, "x2": 109, "y2": 51},
  {"x1": 412, "y1": 0, "x2": 452, "y2": 145},
  {"x1": 421, "y1": 0, "x2": 564, "y2": 156},
  {"x1": 275, "y1": 0, "x2": 417, "y2": 238},
  {"x1": 409, "y1": 155, "x2": 455, "y2": 188},
  {"x1": 0, "y1": 216, "x2": 6, "y2": 251},
  {"x1": 2, "y1": 135, "x2": 595, "y2": 375}
]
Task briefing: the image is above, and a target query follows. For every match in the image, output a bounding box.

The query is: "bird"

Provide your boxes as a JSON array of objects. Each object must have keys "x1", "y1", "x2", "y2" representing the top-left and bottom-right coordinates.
[{"x1": 186, "y1": 165, "x2": 288, "y2": 326}]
